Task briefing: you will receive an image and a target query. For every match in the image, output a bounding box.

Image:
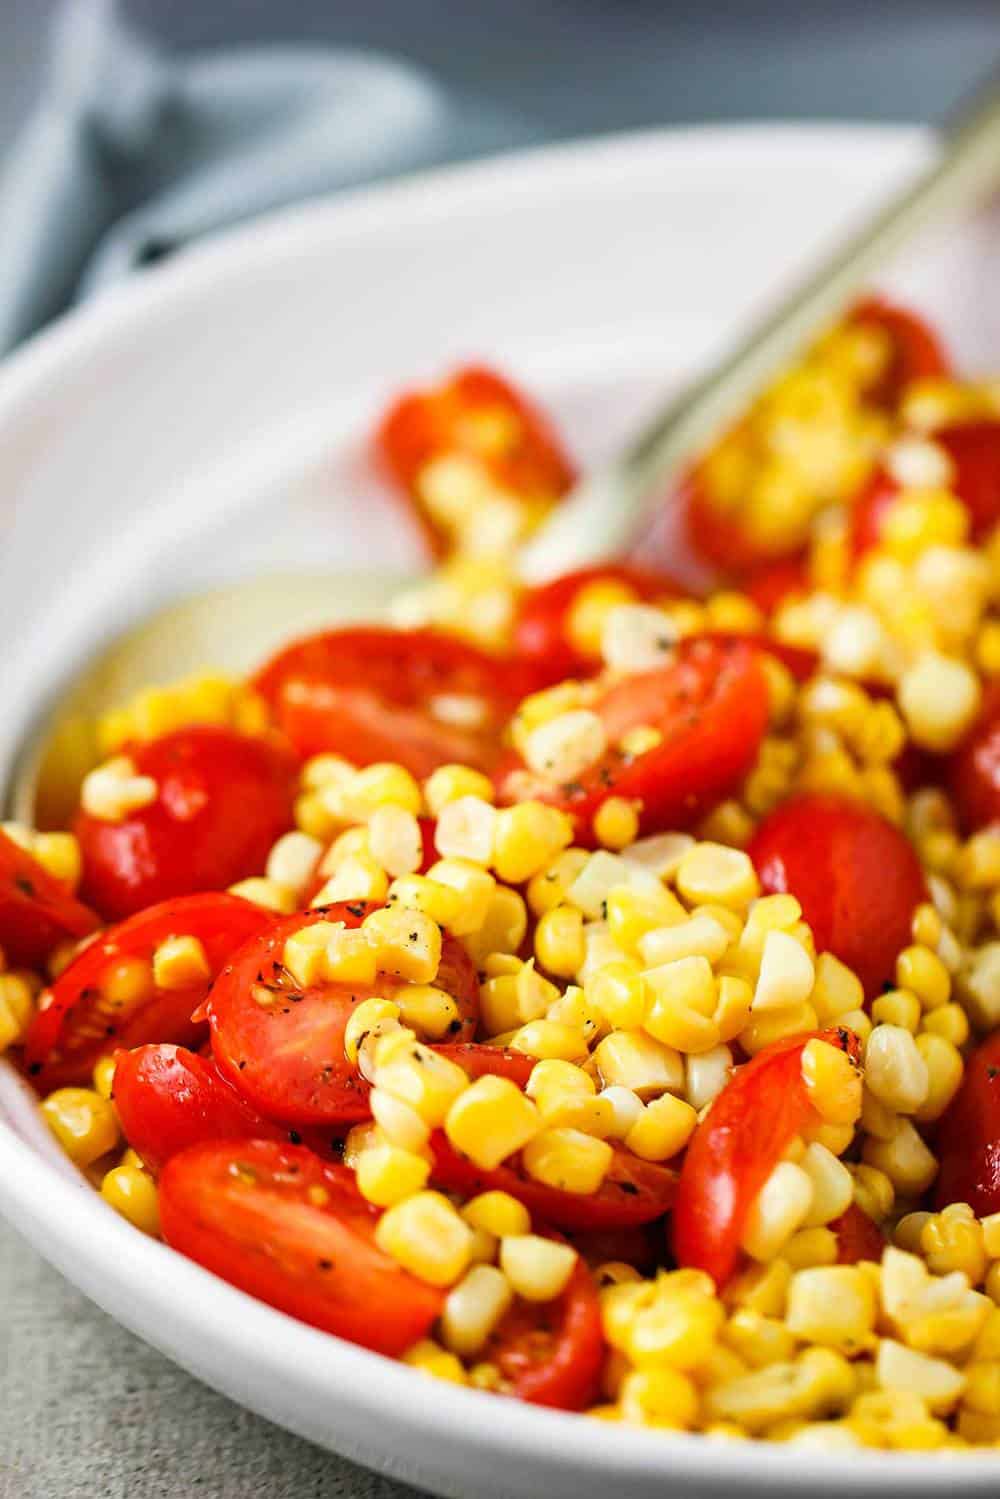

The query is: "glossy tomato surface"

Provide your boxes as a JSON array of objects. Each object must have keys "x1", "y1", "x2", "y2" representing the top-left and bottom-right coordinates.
[
  {"x1": 749, "y1": 793, "x2": 926, "y2": 997},
  {"x1": 207, "y1": 903, "x2": 478, "y2": 1127},
  {"x1": 496, "y1": 637, "x2": 769, "y2": 841},
  {"x1": 949, "y1": 682, "x2": 1000, "y2": 833},
  {"x1": 159, "y1": 1139, "x2": 443, "y2": 1355},
  {"x1": 24, "y1": 892, "x2": 271, "y2": 1089},
  {"x1": 255, "y1": 626, "x2": 536, "y2": 779},
  {"x1": 673, "y1": 1027, "x2": 861, "y2": 1287},
  {"x1": 934, "y1": 1030, "x2": 1000, "y2": 1216},
  {"x1": 76, "y1": 727, "x2": 297, "y2": 921},
  {"x1": 0, "y1": 829, "x2": 98, "y2": 969}
]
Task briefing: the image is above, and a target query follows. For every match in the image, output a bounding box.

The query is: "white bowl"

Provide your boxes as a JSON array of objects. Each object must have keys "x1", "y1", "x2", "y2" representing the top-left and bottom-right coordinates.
[{"x1": 3, "y1": 124, "x2": 1000, "y2": 1497}]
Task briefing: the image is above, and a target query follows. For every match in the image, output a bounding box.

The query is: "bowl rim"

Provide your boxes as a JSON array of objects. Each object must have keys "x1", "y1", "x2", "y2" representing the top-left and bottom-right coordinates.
[{"x1": 6, "y1": 118, "x2": 999, "y2": 1488}]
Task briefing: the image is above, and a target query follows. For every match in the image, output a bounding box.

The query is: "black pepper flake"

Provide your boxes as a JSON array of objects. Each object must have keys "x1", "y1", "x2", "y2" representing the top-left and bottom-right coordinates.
[
  {"x1": 346, "y1": 903, "x2": 366, "y2": 918},
  {"x1": 989, "y1": 1067, "x2": 999, "y2": 1080},
  {"x1": 14, "y1": 874, "x2": 35, "y2": 897},
  {"x1": 28, "y1": 1062, "x2": 42, "y2": 1076},
  {"x1": 318, "y1": 1258, "x2": 333, "y2": 1271},
  {"x1": 618, "y1": 1181, "x2": 639, "y2": 1196},
  {"x1": 288, "y1": 1130, "x2": 302, "y2": 1145}
]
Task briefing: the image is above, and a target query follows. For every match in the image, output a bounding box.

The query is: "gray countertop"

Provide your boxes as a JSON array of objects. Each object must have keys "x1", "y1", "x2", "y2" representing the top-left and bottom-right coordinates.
[{"x1": 2, "y1": 2, "x2": 1000, "y2": 1495}]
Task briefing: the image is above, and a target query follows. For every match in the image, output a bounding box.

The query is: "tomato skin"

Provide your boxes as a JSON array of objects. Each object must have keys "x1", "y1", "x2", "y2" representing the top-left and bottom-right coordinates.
[
  {"x1": 430, "y1": 1133, "x2": 676, "y2": 1231},
  {"x1": 850, "y1": 297, "x2": 951, "y2": 408},
  {"x1": 949, "y1": 683, "x2": 1000, "y2": 832},
  {"x1": 24, "y1": 893, "x2": 272, "y2": 1089},
  {"x1": 159, "y1": 1139, "x2": 443, "y2": 1355},
  {"x1": 515, "y1": 565, "x2": 682, "y2": 683},
  {"x1": 376, "y1": 365, "x2": 575, "y2": 561},
  {"x1": 682, "y1": 464, "x2": 770, "y2": 574},
  {"x1": 832, "y1": 1203, "x2": 886, "y2": 1264},
  {"x1": 496, "y1": 637, "x2": 769, "y2": 841},
  {"x1": 852, "y1": 421, "x2": 1000, "y2": 558},
  {"x1": 0, "y1": 829, "x2": 99, "y2": 969},
  {"x1": 934, "y1": 1031, "x2": 1000, "y2": 1216},
  {"x1": 207, "y1": 903, "x2": 479, "y2": 1127},
  {"x1": 75, "y1": 727, "x2": 297, "y2": 922},
  {"x1": 255, "y1": 627, "x2": 536, "y2": 779},
  {"x1": 748, "y1": 793, "x2": 926, "y2": 999},
  {"x1": 431, "y1": 1043, "x2": 535, "y2": 1090},
  {"x1": 489, "y1": 1256, "x2": 604, "y2": 1410},
  {"x1": 742, "y1": 556, "x2": 810, "y2": 616},
  {"x1": 673, "y1": 1027, "x2": 861, "y2": 1287}
]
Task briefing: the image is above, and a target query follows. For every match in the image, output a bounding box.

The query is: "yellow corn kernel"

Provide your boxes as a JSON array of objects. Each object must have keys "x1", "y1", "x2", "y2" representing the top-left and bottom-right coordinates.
[
  {"x1": 300, "y1": 752, "x2": 356, "y2": 791},
  {"x1": 41, "y1": 1088, "x2": 120, "y2": 1167},
  {"x1": 265, "y1": 830, "x2": 322, "y2": 892},
  {"x1": 522, "y1": 1126, "x2": 612, "y2": 1195},
  {"x1": 741, "y1": 1161, "x2": 814, "y2": 1261},
  {"x1": 375, "y1": 1191, "x2": 473, "y2": 1286},
  {"x1": 462, "y1": 1190, "x2": 531, "y2": 1240},
  {"x1": 921, "y1": 1213, "x2": 987, "y2": 1285},
  {"x1": 781, "y1": 1227, "x2": 839, "y2": 1270},
  {"x1": 229, "y1": 876, "x2": 298, "y2": 914},
  {"x1": 80, "y1": 756, "x2": 158, "y2": 821},
  {"x1": 586, "y1": 961, "x2": 646, "y2": 1030},
  {"x1": 526, "y1": 1059, "x2": 593, "y2": 1110},
  {"x1": 0, "y1": 972, "x2": 36, "y2": 1052},
  {"x1": 809, "y1": 952, "x2": 865, "y2": 1024},
  {"x1": 739, "y1": 1001, "x2": 819, "y2": 1056},
  {"x1": 625, "y1": 1092, "x2": 697, "y2": 1162},
  {"x1": 522, "y1": 708, "x2": 607, "y2": 785},
  {"x1": 424, "y1": 765, "x2": 495, "y2": 818},
  {"x1": 331, "y1": 762, "x2": 423, "y2": 821},
  {"x1": 492, "y1": 803, "x2": 574, "y2": 884},
  {"x1": 100, "y1": 1163, "x2": 161, "y2": 1235},
  {"x1": 705, "y1": 1349, "x2": 854, "y2": 1433},
  {"x1": 591, "y1": 1030, "x2": 684, "y2": 1099},
  {"x1": 713, "y1": 975, "x2": 754, "y2": 1043},
  {"x1": 862, "y1": 1119, "x2": 938, "y2": 1196},
  {"x1": 151, "y1": 934, "x2": 211, "y2": 993},
  {"x1": 606, "y1": 887, "x2": 688, "y2": 955},
  {"x1": 367, "y1": 805, "x2": 423, "y2": 878},
  {"x1": 800, "y1": 1142, "x2": 854, "y2": 1226},
  {"x1": 962, "y1": 1360, "x2": 1000, "y2": 1415},
  {"x1": 533, "y1": 905, "x2": 586, "y2": 978},
  {"x1": 876, "y1": 1339, "x2": 965, "y2": 1414},
  {"x1": 355, "y1": 1141, "x2": 431, "y2": 1207},
  {"x1": 424, "y1": 859, "x2": 496, "y2": 937},
  {"x1": 723, "y1": 1258, "x2": 792, "y2": 1318},
  {"x1": 500, "y1": 1235, "x2": 577, "y2": 1302},
  {"x1": 864, "y1": 1024, "x2": 929, "y2": 1114},
  {"x1": 675, "y1": 842, "x2": 759, "y2": 912},
  {"x1": 445, "y1": 1076, "x2": 541, "y2": 1170},
  {"x1": 753, "y1": 930, "x2": 814, "y2": 1012},
  {"x1": 526, "y1": 848, "x2": 591, "y2": 917},
  {"x1": 851, "y1": 1164, "x2": 894, "y2": 1223},
  {"x1": 593, "y1": 797, "x2": 640, "y2": 852},
  {"x1": 566, "y1": 578, "x2": 640, "y2": 657},
  {"x1": 920, "y1": 1002, "x2": 969, "y2": 1047},
  {"x1": 913, "y1": 1034, "x2": 963, "y2": 1123},
  {"x1": 92, "y1": 1053, "x2": 118, "y2": 1102},
  {"x1": 30, "y1": 831, "x2": 83, "y2": 890},
  {"x1": 375, "y1": 1042, "x2": 468, "y2": 1127},
  {"x1": 685, "y1": 1045, "x2": 733, "y2": 1112},
  {"x1": 369, "y1": 1086, "x2": 430, "y2": 1152},
  {"x1": 440, "y1": 1264, "x2": 513, "y2": 1356},
  {"x1": 434, "y1": 795, "x2": 497, "y2": 867},
  {"x1": 638, "y1": 912, "x2": 731, "y2": 969},
  {"x1": 619, "y1": 1367, "x2": 699, "y2": 1429},
  {"x1": 800, "y1": 1037, "x2": 862, "y2": 1126},
  {"x1": 385, "y1": 873, "x2": 461, "y2": 929},
  {"x1": 363, "y1": 906, "x2": 441, "y2": 984},
  {"x1": 871, "y1": 988, "x2": 922, "y2": 1033},
  {"x1": 848, "y1": 1388, "x2": 948, "y2": 1449},
  {"x1": 898, "y1": 652, "x2": 981, "y2": 752},
  {"x1": 642, "y1": 955, "x2": 719, "y2": 1053},
  {"x1": 402, "y1": 1338, "x2": 467, "y2": 1384},
  {"x1": 391, "y1": 984, "x2": 459, "y2": 1042},
  {"x1": 722, "y1": 1310, "x2": 797, "y2": 1369},
  {"x1": 896, "y1": 945, "x2": 951, "y2": 1009},
  {"x1": 510, "y1": 1019, "x2": 588, "y2": 1062},
  {"x1": 785, "y1": 1266, "x2": 876, "y2": 1352},
  {"x1": 342, "y1": 998, "x2": 401, "y2": 1066}
]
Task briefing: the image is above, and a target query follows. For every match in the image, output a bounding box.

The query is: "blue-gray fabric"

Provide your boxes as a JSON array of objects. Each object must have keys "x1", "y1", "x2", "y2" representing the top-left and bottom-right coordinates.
[{"x1": 0, "y1": 0, "x2": 528, "y2": 353}]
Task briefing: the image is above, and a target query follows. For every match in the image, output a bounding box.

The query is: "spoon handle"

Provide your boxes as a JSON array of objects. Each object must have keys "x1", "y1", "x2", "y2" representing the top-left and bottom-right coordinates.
[{"x1": 519, "y1": 68, "x2": 1000, "y2": 584}]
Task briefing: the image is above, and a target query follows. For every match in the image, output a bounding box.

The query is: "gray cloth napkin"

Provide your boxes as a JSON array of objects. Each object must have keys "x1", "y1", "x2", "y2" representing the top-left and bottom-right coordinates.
[{"x1": 0, "y1": 0, "x2": 530, "y2": 353}]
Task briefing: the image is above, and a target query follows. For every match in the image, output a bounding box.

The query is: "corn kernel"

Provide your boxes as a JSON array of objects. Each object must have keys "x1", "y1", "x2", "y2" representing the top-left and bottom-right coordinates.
[
  {"x1": 753, "y1": 930, "x2": 814, "y2": 1012},
  {"x1": 625, "y1": 1092, "x2": 697, "y2": 1161},
  {"x1": 355, "y1": 1141, "x2": 431, "y2": 1206},
  {"x1": 375, "y1": 1191, "x2": 473, "y2": 1286},
  {"x1": 786, "y1": 1266, "x2": 876, "y2": 1352},
  {"x1": 367, "y1": 805, "x2": 423, "y2": 877},
  {"x1": 80, "y1": 756, "x2": 158, "y2": 821},
  {"x1": 862, "y1": 1119, "x2": 938, "y2": 1196},
  {"x1": 685, "y1": 1045, "x2": 733, "y2": 1112},
  {"x1": 898, "y1": 652, "x2": 981, "y2": 752},
  {"x1": 440, "y1": 1264, "x2": 513, "y2": 1356},
  {"x1": 402, "y1": 1338, "x2": 467, "y2": 1383},
  {"x1": 921, "y1": 1213, "x2": 987, "y2": 1284},
  {"x1": 593, "y1": 797, "x2": 641, "y2": 851},
  {"x1": 638, "y1": 913, "x2": 730, "y2": 968},
  {"x1": 896, "y1": 945, "x2": 951, "y2": 1009},
  {"x1": 150, "y1": 934, "x2": 211, "y2": 993},
  {"x1": 462, "y1": 887, "x2": 528, "y2": 967},
  {"x1": 800, "y1": 1143, "x2": 854, "y2": 1226},
  {"x1": 332, "y1": 762, "x2": 423, "y2": 821},
  {"x1": 500, "y1": 1235, "x2": 577, "y2": 1301},
  {"x1": 0, "y1": 972, "x2": 36, "y2": 1052},
  {"x1": 41, "y1": 1088, "x2": 120, "y2": 1167},
  {"x1": 265, "y1": 830, "x2": 322, "y2": 892},
  {"x1": 913, "y1": 1034, "x2": 963, "y2": 1122},
  {"x1": 100, "y1": 1163, "x2": 160, "y2": 1235},
  {"x1": 781, "y1": 1227, "x2": 839, "y2": 1270},
  {"x1": 587, "y1": 961, "x2": 646, "y2": 1030},
  {"x1": 375, "y1": 1041, "x2": 469, "y2": 1126},
  {"x1": 871, "y1": 988, "x2": 922, "y2": 1032},
  {"x1": 510, "y1": 1019, "x2": 589, "y2": 1062},
  {"x1": 369, "y1": 1086, "x2": 430, "y2": 1152},
  {"x1": 363, "y1": 906, "x2": 441, "y2": 984},
  {"x1": 534, "y1": 905, "x2": 586, "y2": 978},
  {"x1": 876, "y1": 1339, "x2": 965, "y2": 1413},
  {"x1": 492, "y1": 803, "x2": 574, "y2": 884},
  {"x1": 592, "y1": 1030, "x2": 684, "y2": 1100},
  {"x1": 522, "y1": 1127, "x2": 612, "y2": 1195},
  {"x1": 865, "y1": 1024, "x2": 929, "y2": 1114},
  {"x1": 462, "y1": 1191, "x2": 531, "y2": 1239},
  {"x1": 741, "y1": 1161, "x2": 814, "y2": 1261},
  {"x1": 229, "y1": 877, "x2": 298, "y2": 914},
  {"x1": 92, "y1": 1053, "x2": 118, "y2": 1101},
  {"x1": 424, "y1": 765, "x2": 495, "y2": 818},
  {"x1": 676, "y1": 843, "x2": 759, "y2": 912},
  {"x1": 444, "y1": 1076, "x2": 541, "y2": 1170},
  {"x1": 343, "y1": 997, "x2": 400, "y2": 1065},
  {"x1": 425, "y1": 859, "x2": 496, "y2": 936}
]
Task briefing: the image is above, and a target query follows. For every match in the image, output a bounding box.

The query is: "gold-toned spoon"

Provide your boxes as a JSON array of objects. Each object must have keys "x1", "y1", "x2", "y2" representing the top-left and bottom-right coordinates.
[{"x1": 11, "y1": 69, "x2": 1000, "y2": 828}]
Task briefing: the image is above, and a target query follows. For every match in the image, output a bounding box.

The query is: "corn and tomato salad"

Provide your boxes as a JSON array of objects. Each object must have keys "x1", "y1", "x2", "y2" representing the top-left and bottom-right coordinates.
[{"x1": 9, "y1": 300, "x2": 1000, "y2": 1446}]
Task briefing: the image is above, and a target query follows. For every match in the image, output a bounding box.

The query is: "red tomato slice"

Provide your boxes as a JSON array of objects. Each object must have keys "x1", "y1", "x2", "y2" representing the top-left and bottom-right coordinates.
[
  {"x1": 487, "y1": 1256, "x2": 603, "y2": 1410},
  {"x1": 24, "y1": 892, "x2": 271, "y2": 1089},
  {"x1": 496, "y1": 637, "x2": 769, "y2": 841},
  {"x1": 673, "y1": 1027, "x2": 861, "y2": 1287},
  {"x1": 112, "y1": 1043, "x2": 293, "y2": 1174},
  {"x1": 255, "y1": 626, "x2": 537, "y2": 779},
  {"x1": 748, "y1": 793, "x2": 927, "y2": 998},
  {"x1": 852, "y1": 421, "x2": 1000, "y2": 558},
  {"x1": 0, "y1": 829, "x2": 99, "y2": 969},
  {"x1": 850, "y1": 297, "x2": 951, "y2": 408},
  {"x1": 832, "y1": 1203, "x2": 886, "y2": 1264},
  {"x1": 75, "y1": 727, "x2": 297, "y2": 922},
  {"x1": 949, "y1": 682, "x2": 1000, "y2": 832},
  {"x1": 742, "y1": 556, "x2": 810, "y2": 616},
  {"x1": 934, "y1": 1030, "x2": 1000, "y2": 1216},
  {"x1": 431, "y1": 1043, "x2": 535, "y2": 1090},
  {"x1": 515, "y1": 565, "x2": 682, "y2": 683},
  {"x1": 159, "y1": 1139, "x2": 443, "y2": 1355},
  {"x1": 430, "y1": 1133, "x2": 676, "y2": 1231},
  {"x1": 207, "y1": 903, "x2": 479, "y2": 1127},
  {"x1": 376, "y1": 365, "x2": 574, "y2": 561}
]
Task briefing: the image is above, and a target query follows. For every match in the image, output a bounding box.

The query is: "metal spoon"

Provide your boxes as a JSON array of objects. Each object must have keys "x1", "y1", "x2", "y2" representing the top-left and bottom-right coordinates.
[{"x1": 11, "y1": 71, "x2": 1000, "y2": 827}]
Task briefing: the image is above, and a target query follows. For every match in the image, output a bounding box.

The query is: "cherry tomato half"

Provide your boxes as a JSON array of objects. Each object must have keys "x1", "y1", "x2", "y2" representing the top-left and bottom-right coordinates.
[
  {"x1": 850, "y1": 297, "x2": 951, "y2": 409},
  {"x1": 832, "y1": 1202, "x2": 886, "y2": 1264},
  {"x1": 852, "y1": 421, "x2": 1000, "y2": 558},
  {"x1": 514, "y1": 565, "x2": 682, "y2": 684},
  {"x1": 748, "y1": 793, "x2": 926, "y2": 998},
  {"x1": 24, "y1": 892, "x2": 271, "y2": 1089},
  {"x1": 673, "y1": 1027, "x2": 861, "y2": 1287},
  {"x1": 487, "y1": 1256, "x2": 603, "y2": 1410},
  {"x1": 949, "y1": 682, "x2": 1000, "y2": 833},
  {"x1": 431, "y1": 1043, "x2": 535, "y2": 1090},
  {"x1": 75, "y1": 727, "x2": 297, "y2": 922},
  {"x1": 496, "y1": 637, "x2": 769, "y2": 841},
  {"x1": 430, "y1": 1133, "x2": 676, "y2": 1232},
  {"x1": 934, "y1": 1030, "x2": 1000, "y2": 1216},
  {"x1": 0, "y1": 829, "x2": 99, "y2": 969},
  {"x1": 255, "y1": 627, "x2": 536, "y2": 779},
  {"x1": 376, "y1": 365, "x2": 575, "y2": 560},
  {"x1": 159, "y1": 1139, "x2": 443, "y2": 1356},
  {"x1": 207, "y1": 903, "x2": 479, "y2": 1127}
]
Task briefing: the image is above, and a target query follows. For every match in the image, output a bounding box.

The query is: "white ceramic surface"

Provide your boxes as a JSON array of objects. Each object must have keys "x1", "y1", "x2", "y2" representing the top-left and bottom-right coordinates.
[{"x1": 3, "y1": 125, "x2": 1000, "y2": 1497}]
